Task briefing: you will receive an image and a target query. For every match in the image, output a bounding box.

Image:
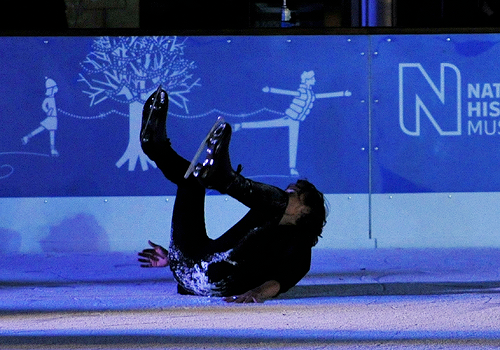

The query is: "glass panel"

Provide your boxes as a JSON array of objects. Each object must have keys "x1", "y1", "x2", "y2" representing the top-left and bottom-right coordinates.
[
  {"x1": 371, "y1": 33, "x2": 500, "y2": 193},
  {"x1": 0, "y1": 35, "x2": 370, "y2": 197}
]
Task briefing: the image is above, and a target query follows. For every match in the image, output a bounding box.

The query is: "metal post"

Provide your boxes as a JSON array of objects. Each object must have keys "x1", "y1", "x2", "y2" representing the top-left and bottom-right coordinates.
[{"x1": 360, "y1": 0, "x2": 394, "y2": 27}]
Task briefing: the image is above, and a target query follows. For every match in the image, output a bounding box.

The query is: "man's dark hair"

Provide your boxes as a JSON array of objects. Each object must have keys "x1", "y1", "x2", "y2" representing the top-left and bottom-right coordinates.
[{"x1": 295, "y1": 179, "x2": 328, "y2": 247}]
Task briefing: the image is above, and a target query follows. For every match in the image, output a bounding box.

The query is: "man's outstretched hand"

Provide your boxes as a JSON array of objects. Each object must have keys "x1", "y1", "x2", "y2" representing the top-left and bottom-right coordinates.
[
  {"x1": 138, "y1": 240, "x2": 169, "y2": 267},
  {"x1": 223, "y1": 280, "x2": 281, "y2": 303}
]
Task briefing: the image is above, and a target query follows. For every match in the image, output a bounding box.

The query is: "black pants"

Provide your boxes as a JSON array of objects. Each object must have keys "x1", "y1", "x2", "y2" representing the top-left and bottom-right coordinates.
[{"x1": 152, "y1": 143, "x2": 288, "y2": 263}]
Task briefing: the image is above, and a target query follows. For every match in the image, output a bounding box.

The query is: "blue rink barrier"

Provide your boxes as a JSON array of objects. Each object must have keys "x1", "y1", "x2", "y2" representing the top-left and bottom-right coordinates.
[{"x1": 0, "y1": 33, "x2": 500, "y2": 197}]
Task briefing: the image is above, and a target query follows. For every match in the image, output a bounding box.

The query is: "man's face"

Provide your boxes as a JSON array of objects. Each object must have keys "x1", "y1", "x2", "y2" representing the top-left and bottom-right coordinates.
[
  {"x1": 285, "y1": 182, "x2": 300, "y2": 194},
  {"x1": 285, "y1": 180, "x2": 308, "y2": 194}
]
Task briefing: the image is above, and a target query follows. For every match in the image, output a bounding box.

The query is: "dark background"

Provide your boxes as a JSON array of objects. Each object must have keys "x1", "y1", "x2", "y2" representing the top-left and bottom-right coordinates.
[{"x1": 1, "y1": 1, "x2": 499, "y2": 30}]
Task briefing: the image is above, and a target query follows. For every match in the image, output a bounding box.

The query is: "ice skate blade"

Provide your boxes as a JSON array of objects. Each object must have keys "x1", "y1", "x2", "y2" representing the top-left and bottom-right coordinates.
[
  {"x1": 140, "y1": 85, "x2": 164, "y2": 142},
  {"x1": 184, "y1": 117, "x2": 226, "y2": 179}
]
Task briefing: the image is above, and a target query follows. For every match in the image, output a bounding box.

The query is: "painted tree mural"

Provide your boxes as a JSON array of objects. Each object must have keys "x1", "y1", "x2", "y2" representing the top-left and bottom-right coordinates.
[{"x1": 78, "y1": 36, "x2": 200, "y2": 171}]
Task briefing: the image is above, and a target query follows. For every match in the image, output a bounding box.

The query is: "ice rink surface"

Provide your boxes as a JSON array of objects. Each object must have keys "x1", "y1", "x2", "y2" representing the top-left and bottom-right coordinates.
[{"x1": 2, "y1": 248, "x2": 500, "y2": 349}]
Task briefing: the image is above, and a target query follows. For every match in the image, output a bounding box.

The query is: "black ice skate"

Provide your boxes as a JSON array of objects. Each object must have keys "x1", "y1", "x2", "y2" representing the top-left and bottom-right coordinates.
[
  {"x1": 186, "y1": 117, "x2": 240, "y2": 194},
  {"x1": 140, "y1": 85, "x2": 168, "y2": 145}
]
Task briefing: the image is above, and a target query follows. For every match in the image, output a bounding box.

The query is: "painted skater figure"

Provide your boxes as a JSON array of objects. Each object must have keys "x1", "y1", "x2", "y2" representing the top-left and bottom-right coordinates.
[
  {"x1": 235, "y1": 71, "x2": 351, "y2": 176},
  {"x1": 138, "y1": 87, "x2": 327, "y2": 303},
  {"x1": 22, "y1": 78, "x2": 59, "y2": 156}
]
